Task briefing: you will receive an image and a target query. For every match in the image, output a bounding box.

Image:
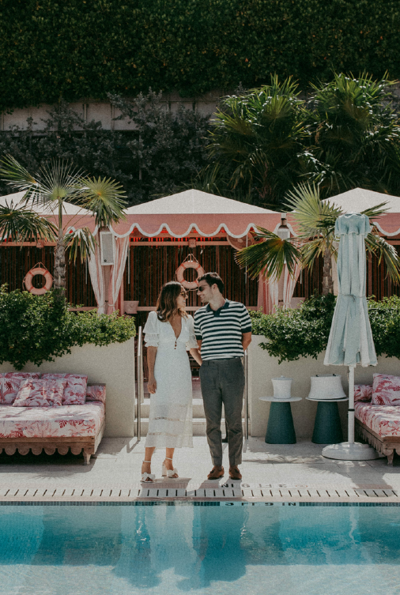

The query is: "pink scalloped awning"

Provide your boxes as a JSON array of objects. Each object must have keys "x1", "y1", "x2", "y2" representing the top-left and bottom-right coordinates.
[{"x1": 110, "y1": 190, "x2": 282, "y2": 238}]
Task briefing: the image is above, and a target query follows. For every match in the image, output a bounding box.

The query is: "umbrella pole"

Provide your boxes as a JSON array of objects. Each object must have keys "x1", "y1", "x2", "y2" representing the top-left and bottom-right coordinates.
[
  {"x1": 322, "y1": 364, "x2": 379, "y2": 461},
  {"x1": 348, "y1": 365, "x2": 355, "y2": 444}
]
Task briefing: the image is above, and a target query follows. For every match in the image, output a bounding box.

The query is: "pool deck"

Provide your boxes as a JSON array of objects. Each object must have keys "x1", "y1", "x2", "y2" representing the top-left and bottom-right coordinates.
[{"x1": 0, "y1": 437, "x2": 399, "y2": 504}]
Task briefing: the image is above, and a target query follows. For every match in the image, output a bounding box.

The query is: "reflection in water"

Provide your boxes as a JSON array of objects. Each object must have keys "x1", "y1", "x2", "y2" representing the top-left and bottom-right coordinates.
[{"x1": 0, "y1": 504, "x2": 399, "y2": 595}]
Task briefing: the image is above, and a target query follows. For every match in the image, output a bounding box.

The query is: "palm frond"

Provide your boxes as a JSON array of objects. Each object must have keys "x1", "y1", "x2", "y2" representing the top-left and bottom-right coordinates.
[
  {"x1": 365, "y1": 233, "x2": 400, "y2": 284},
  {"x1": 236, "y1": 228, "x2": 301, "y2": 280},
  {"x1": 0, "y1": 154, "x2": 40, "y2": 193},
  {"x1": 65, "y1": 227, "x2": 96, "y2": 263},
  {"x1": 285, "y1": 183, "x2": 342, "y2": 237},
  {"x1": 0, "y1": 201, "x2": 57, "y2": 243},
  {"x1": 37, "y1": 160, "x2": 84, "y2": 205},
  {"x1": 0, "y1": 156, "x2": 85, "y2": 210},
  {"x1": 78, "y1": 176, "x2": 127, "y2": 228},
  {"x1": 360, "y1": 202, "x2": 389, "y2": 219},
  {"x1": 300, "y1": 237, "x2": 337, "y2": 271}
]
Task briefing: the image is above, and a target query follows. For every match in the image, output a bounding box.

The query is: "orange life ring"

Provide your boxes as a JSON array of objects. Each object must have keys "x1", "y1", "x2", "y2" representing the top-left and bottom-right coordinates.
[
  {"x1": 176, "y1": 261, "x2": 205, "y2": 290},
  {"x1": 24, "y1": 267, "x2": 53, "y2": 295}
]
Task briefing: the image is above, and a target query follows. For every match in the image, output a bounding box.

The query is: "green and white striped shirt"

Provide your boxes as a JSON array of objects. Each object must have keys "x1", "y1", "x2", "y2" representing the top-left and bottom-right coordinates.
[{"x1": 194, "y1": 300, "x2": 252, "y2": 361}]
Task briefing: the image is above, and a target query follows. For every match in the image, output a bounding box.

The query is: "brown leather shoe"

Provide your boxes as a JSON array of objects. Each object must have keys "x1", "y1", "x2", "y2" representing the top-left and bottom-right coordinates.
[
  {"x1": 207, "y1": 465, "x2": 224, "y2": 480},
  {"x1": 229, "y1": 466, "x2": 242, "y2": 480}
]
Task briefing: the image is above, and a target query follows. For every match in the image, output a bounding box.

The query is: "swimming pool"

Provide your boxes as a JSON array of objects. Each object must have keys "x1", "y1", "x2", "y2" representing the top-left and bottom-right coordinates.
[{"x1": 0, "y1": 502, "x2": 399, "y2": 595}]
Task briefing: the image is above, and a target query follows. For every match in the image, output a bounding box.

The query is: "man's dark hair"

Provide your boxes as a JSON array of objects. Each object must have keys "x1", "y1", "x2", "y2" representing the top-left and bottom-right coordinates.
[{"x1": 198, "y1": 272, "x2": 224, "y2": 294}]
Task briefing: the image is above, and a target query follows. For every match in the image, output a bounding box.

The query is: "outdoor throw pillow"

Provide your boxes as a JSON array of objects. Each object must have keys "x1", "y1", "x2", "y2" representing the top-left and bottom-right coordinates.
[
  {"x1": 372, "y1": 374, "x2": 400, "y2": 406},
  {"x1": 41, "y1": 373, "x2": 88, "y2": 405},
  {"x1": 86, "y1": 384, "x2": 106, "y2": 403},
  {"x1": 13, "y1": 378, "x2": 66, "y2": 407},
  {"x1": 0, "y1": 372, "x2": 41, "y2": 405},
  {"x1": 354, "y1": 384, "x2": 373, "y2": 402}
]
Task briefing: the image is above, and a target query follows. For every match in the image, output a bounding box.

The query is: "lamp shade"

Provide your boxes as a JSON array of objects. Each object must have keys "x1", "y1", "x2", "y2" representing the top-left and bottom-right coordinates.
[
  {"x1": 271, "y1": 376, "x2": 293, "y2": 399},
  {"x1": 308, "y1": 375, "x2": 346, "y2": 401}
]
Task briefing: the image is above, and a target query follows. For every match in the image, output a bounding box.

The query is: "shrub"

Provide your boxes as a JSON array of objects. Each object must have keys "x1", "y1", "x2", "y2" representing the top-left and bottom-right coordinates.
[
  {"x1": 0, "y1": 0, "x2": 399, "y2": 109},
  {"x1": 0, "y1": 286, "x2": 136, "y2": 370},
  {"x1": 368, "y1": 296, "x2": 400, "y2": 360},
  {"x1": 251, "y1": 294, "x2": 336, "y2": 363},
  {"x1": 251, "y1": 294, "x2": 400, "y2": 363}
]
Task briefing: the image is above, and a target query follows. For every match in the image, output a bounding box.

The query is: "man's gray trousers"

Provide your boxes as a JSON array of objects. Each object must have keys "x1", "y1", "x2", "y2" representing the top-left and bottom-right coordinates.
[{"x1": 199, "y1": 357, "x2": 245, "y2": 467}]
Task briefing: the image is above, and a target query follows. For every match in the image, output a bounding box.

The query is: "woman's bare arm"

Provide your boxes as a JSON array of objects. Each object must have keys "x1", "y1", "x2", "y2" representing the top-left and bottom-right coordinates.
[{"x1": 147, "y1": 346, "x2": 158, "y2": 393}]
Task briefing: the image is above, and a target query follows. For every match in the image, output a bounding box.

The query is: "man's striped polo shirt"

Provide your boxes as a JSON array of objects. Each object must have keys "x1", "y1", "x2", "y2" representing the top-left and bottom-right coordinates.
[{"x1": 193, "y1": 299, "x2": 252, "y2": 360}]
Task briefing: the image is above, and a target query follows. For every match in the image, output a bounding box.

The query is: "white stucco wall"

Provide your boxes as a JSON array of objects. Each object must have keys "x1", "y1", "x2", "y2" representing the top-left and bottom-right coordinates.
[
  {"x1": 249, "y1": 336, "x2": 400, "y2": 440},
  {"x1": 0, "y1": 338, "x2": 136, "y2": 437}
]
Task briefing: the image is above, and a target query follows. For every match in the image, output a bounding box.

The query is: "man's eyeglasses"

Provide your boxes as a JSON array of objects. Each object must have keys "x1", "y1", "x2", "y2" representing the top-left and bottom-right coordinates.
[{"x1": 197, "y1": 285, "x2": 207, "y2": 292}]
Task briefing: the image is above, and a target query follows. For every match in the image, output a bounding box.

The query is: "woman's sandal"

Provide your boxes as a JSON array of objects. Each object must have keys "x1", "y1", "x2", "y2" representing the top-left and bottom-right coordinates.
[
  {"x1": 162, "y1": 457, "x2": 179, "y2": 478},
  {"x1": 141, "y1": 460, "x2": 155, "y2": 483}
]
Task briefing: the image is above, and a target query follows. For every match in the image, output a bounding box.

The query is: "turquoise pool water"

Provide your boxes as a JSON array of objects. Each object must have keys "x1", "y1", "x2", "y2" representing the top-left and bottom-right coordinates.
[{"x1": 0, "y1": 503, "x2": 399, "y2": 595}]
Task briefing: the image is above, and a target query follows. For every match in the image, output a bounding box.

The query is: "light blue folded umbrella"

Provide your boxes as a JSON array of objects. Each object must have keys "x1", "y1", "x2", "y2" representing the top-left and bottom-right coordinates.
[
  {"x1": 324, "y1": 213, "x2": 377, "y2": 368},
  {"x1": 323, "y1": 213, "x2": 378, "y2": 460}
]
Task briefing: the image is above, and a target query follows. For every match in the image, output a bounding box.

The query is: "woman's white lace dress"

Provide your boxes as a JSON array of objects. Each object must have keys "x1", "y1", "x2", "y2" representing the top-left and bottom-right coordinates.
[{"x1": 144, "y1": 311, "x2": 198, "y2": 449}]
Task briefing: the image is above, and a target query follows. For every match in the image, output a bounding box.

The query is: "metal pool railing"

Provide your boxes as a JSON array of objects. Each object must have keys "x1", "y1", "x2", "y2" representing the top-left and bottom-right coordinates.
[
  {"x1": 243, "y1": 349, "x2": 249, "y2": 452},
  {"x1": 136, "y1": 326, "x2": 145, "y2": 441}
]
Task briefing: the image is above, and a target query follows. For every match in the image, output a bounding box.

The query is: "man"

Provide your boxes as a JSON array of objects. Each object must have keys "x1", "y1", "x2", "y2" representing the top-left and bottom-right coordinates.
[{"x1": 194, "y1": 272, "x2": 252, "y2": 481}]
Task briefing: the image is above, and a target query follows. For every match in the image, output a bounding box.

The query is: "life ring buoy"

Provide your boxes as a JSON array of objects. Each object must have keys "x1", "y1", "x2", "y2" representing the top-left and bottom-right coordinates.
[
  {"x1": 24, "y1": 267, "x2": 53, "y2": 295},
  {"x1": 176, "y1": 261, "x2": 205, "y2": 290}
]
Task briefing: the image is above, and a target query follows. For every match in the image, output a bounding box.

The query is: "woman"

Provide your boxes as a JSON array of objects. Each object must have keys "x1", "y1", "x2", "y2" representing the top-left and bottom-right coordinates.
[{"x1": 141, "y1": 281, "x2": 202, "y2": 482}]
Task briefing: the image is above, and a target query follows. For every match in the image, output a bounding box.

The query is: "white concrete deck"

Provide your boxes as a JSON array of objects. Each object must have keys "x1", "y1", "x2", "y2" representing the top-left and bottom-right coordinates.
[{"x1": 0, "y1": 437, "x2": 399, "y2": 503}]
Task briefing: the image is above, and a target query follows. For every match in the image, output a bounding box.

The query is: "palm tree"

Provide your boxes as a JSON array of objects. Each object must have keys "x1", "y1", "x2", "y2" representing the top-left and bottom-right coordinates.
[
  {"x1": 305, "y1": 73, "x2": 400, "y2": 197},
  {"x1": 200, "y1": 76, "x2": 308, "y2": 208},
  {"x1": 236, "y1": 184, "x2": 400, "y2": 296},
  {"x1": 0, "y1": 156, "x2": 126, "y2": 294}
]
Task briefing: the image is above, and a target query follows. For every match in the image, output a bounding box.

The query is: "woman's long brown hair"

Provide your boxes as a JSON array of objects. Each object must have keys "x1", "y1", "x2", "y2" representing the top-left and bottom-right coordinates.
[{"x1": 156, "y1": 281, "x2": 187, "y2": 322}]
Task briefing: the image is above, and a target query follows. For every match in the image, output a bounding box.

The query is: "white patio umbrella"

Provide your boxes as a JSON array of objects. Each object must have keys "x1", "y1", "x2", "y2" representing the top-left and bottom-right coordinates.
[{"x1": 322, "y1": 213, "x2": 379, "y2": 460}]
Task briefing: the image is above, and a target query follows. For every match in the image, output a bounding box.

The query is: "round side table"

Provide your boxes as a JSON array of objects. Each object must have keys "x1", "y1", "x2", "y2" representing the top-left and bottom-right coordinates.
[
  {"x1": 259, "y1": 397, "x2": 302, "y2": 444},
  {"x1": 306, "y1": 397, "x2": 348, "y2": 444}
]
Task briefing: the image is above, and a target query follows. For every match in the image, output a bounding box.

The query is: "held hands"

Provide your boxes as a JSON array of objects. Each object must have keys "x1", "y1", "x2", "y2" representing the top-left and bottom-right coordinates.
[{"x1": 148, "y1": 377, "x2": 157, "y2": 394}]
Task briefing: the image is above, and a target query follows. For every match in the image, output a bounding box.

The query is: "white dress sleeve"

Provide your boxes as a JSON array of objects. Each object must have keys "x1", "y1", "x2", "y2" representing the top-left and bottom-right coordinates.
[
  {"x1": 143, "y1": 311, "x2": 160, "y2": 348},
  {"x1": 186, "y1": 315, "x2": 199, "y2": 350}
]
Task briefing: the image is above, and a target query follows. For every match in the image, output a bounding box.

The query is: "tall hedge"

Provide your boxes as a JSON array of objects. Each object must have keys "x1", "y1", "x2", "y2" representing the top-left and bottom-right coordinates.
[{"x1": 0, "y1": 0, "x2": 399, "y2": 112}]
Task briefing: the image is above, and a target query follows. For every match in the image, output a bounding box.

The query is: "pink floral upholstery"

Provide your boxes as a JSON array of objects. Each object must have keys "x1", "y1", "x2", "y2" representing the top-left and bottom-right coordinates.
[
  {"x1": 0, "y1": 373, "x2": 41, "y2": 405},
  {"x1": 41, "y1": 373, "x2": 88, "y2": 405},
  {"x1": 86, "y1": 384, "x2": 106, "y2": 403},
  {"x1": 354, "y1": 384, "x2": 373, "y2": 402},
  {"x1": 372, "y1": 374, "x2": 400, "y2": 406},
  {"x1": 0, "y1": 402, "x2": 105, "y2": 438},
  {"x1": 355, "y1": 402, "x2": 400, "y2": 438},
  {"x1": 13, "y1": 379, "x2": 66, "y2": 408}
]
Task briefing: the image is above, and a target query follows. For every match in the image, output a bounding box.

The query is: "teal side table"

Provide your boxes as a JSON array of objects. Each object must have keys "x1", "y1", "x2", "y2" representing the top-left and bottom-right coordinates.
[
  {"x1": 307, "y1": 397, "x2": 348, "y2": 444},
  {"x1": 260, "y1": 397, "x2": 302, "y2": 444}
]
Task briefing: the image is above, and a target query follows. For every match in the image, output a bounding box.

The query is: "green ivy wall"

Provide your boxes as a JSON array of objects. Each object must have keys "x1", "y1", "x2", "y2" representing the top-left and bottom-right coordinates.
[{"x1": 0, "y1": 0, "x2": 399, "y2": 112}]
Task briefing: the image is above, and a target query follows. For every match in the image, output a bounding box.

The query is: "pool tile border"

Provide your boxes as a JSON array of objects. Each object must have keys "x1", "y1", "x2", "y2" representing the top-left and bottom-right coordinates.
[
  {"x1": 0, "y1": 483, "x2": 399, "y2": 504},
  {"x1": 0, "y1": 500, "x2": 400, "y2": 507}
]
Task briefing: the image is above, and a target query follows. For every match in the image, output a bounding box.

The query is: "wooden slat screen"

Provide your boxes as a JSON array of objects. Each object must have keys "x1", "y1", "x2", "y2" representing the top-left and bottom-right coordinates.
[
  {"x1": 366, "y1": 246, "x2": 400, "y2": 300},
  {"x1": 0, "y1": 246, "x2": 96, "y2": 307},
  {"x1": 124, "y1": 244, "x2": 258, "y2": 308}
]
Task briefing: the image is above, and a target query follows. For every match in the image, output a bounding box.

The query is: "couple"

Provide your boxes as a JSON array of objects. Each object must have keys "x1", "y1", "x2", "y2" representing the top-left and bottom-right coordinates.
[{"x1": 141, "y1": 272, "x2": 252, "y2": 483}]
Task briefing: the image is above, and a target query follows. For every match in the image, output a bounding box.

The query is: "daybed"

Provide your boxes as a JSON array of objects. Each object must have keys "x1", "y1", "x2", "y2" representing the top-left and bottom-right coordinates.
[
  {"x1": 354, "y1": 374, "x2": 400, "y2": 465},
  {"x1": 0, "y1": 373, "x2": 106, "y2": 465}
]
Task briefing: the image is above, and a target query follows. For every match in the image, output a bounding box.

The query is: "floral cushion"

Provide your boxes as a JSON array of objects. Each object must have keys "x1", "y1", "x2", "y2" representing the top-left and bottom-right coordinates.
[
  {"x1": 372, "y1": 374, "x2": 400, "y2": 406},
  {"x1": 13, "y1": 379, "x2": 66, "y2": 408},
  {"x1": 354, "y1": 384, "x2": 373, "y2": 402},
  {"x1": 41, "y1": 373, "x2": 88, "y2": 405},
  {"x1": 86, "y1": 384, "x2": 106, "y2": 404},
  {"x1": 0, "y1": 373, "x2": 41, "y2": 405},
  {"x1": 355, "y1": 402, "x2": 400, "y2": 438},
  {"x1": 0, "y1": 402, "x2": 105, "y2": 438}
]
